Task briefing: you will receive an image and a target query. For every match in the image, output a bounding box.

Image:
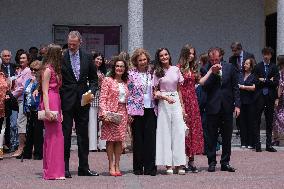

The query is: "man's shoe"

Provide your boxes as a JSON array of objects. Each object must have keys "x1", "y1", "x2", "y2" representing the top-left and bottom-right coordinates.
[
  {"x1": 33, "y1": 155, "x2": 43, "y2": 160},
  {"x1": 143, "y1": 168, "x2": 157, "y2": 176},
  {"x1": 65, "y1": 171, "x2": 72, "y2": 178},
  {"x1": 208, "y1": 165, "x2": 215, "y2": 172},
  {"x1": 255, "y1": 146, "x2": 262, "y2": 152},
  {"x1": 266, "y1": 146, "x2": 277, "y2": 152},
  {"x1": 78, "y1": 169, "x2": 99, "y2": 176},
  {"x1": 221, "y1": 164, "x2": 236, "y2": 172},
  {"x1": 133, "y1": 170, "x2": 143, "y2": 175}
]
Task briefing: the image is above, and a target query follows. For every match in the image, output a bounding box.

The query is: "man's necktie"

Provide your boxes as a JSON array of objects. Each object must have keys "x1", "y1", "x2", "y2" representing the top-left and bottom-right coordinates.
[
  {"x1": 71, "y1": 54, "x2": 80, "y2": 80},
  {"x1": 263, "y1": 64, "x2": 269, "y2": 95}
]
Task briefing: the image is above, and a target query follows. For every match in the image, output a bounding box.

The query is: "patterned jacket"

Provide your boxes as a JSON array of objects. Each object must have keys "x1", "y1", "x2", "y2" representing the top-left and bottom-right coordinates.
[
  {"x1": 0, "y1": 72, "x2": 8, "y2": 118},
  {"x1": 99, "y1": 77, "x2": 129, "y2": 117},
  {"x1": 127, "y1": 68, "x2": 156, "y2": 116}
]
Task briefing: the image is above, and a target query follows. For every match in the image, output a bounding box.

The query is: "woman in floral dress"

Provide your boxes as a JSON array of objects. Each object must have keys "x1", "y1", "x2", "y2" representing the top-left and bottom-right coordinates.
[
  {"x1": 177, "y1": 44, "x2": 204, "y2": 173},
  {"x1": 273, "y1": 55, "x2": 284, "y2": 145}
]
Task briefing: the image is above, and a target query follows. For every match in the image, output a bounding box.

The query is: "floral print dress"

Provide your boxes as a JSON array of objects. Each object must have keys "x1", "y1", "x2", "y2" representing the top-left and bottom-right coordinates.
[{"x1": 178, "y1": 68, "x2": 204, "y2": 156}]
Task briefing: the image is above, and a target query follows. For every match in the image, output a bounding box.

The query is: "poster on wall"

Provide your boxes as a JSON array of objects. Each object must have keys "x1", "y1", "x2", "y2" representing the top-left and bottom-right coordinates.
[
  {"x1": 53, "y1": 26, "x2": 69, "y2": 45},
  {"x1": 81, "y1": 33, "x2": 104, "y2": 54},
  {"x1": 53, "y1": 25, "x2": 121, "y2": 58}
]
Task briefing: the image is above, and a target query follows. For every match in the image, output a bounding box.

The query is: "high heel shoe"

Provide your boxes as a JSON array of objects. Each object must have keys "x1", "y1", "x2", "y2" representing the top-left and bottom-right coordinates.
[
  {"x1": 0, "y1": 148, "x2": 3, "y2": 160},
  {"x1": 115, "y1": 171, "x2": 122, "y2": 176},
  {"x1": 15, "y1": 153, "x2": 23, "y2": 159},
  {"x1": 15, "y1": 153, "x2": 32, "y2": 160},
  {"x1": 109, "y1": 171, "x2": 116, "y2": 176}
]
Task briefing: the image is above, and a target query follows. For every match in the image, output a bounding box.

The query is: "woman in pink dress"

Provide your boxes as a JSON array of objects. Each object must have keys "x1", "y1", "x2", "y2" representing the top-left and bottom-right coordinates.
[
  {"x1": 41, "y1": 44, "x2": 65, "y2": 180},
  {"x1": 177, "y1": 44, "x2": 204, "y2": 173},
  {"x1": 99, "y1": 56, "x2": 129, "y2": 176}
]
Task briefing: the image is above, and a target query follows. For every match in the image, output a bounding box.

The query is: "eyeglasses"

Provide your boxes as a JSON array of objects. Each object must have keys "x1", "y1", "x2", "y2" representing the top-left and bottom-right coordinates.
[{"x1": 30, "y1": 68, "x2": 39, "y2": 72}]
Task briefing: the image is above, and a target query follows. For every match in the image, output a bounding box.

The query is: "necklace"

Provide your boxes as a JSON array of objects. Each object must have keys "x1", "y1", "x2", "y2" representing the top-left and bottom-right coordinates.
[{"x1": 140, "y1": 72, "x2": 149, "y2": 94}]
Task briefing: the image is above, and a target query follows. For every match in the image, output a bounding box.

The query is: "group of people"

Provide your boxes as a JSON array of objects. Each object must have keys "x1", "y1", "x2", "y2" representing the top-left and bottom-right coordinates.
[{"x1": 0, "y1": 31, "x2": 283, "y2": 180}]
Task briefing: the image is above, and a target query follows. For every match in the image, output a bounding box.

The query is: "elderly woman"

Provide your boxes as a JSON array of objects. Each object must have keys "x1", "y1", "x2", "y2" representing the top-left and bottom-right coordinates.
[
  {"x1": 99, "y1": 56, "x2": 129, "y2": 176},
  {"x1": 21, "y1": 60, "x2": 43, "y2": 159},
  {"x1": 0, "y1": 70, "x2": 9, "y2": 160},
  {"x1": 128, "y1": 48, "x2": 157, "y2": 176},
  {"x1": 12, "y1": 51, "x2": 32, "y2": 158}
]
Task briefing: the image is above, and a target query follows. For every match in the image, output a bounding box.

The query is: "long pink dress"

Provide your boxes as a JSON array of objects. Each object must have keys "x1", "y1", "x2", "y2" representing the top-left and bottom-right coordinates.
[{"x1": 42, "y1": 65, "x2": 64, "y2": 179}]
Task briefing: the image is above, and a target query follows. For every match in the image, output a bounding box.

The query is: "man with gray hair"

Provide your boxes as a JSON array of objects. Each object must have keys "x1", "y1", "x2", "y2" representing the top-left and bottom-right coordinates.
[
  {"x1": 1, "y1": 50, "x2": 16, "y2": 77},
  {"x1": 61, "y1": 31, "x2": 99, "y2": 178},
  {"x1": 0, "y1": 49, "x2": 19, "y2": 153}
]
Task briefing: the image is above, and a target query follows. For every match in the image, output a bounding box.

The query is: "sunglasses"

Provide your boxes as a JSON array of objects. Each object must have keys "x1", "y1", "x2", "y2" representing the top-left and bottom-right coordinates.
[{"x1": 30, "y1": 68, "x2": 39, "y2": 72}]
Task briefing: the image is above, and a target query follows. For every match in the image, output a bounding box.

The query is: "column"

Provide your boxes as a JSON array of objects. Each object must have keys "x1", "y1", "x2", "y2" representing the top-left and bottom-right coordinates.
[
  {"x1": 128, "y1": 0, "x2": 143, "y2": 54},
  {"x1": 277, "y1": 0, "x2": 284, "y2": 55}
]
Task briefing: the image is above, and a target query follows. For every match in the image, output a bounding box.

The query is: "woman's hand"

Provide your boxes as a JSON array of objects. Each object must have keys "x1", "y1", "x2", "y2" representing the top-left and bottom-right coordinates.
[
  {"x1": 33, "y1": 89, "x2": 39, "y2": 98},
  {"x1": 166, "y1": 96, "x2": 175, "y2": 104},
  {"x1": 98, "y1": 73, "x2": 104, "y2": 86},
  {"x1": 182, "y1": 109, "x2": 188, "y2": 122},
  {"x1": 101, "y1": 115, "x2": 111, "y2": 124},
  {"x1": 275, "y1": 99, "x2": 279, "y2": 107},
  {"x1": 128, "y1": 116, "x2": 134, "y2": 124}
]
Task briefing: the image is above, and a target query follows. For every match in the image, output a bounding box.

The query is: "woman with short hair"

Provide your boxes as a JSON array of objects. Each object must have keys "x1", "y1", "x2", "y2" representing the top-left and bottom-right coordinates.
[{"x1": 128, "y1": 48, "x2": 157, "y2": 175}]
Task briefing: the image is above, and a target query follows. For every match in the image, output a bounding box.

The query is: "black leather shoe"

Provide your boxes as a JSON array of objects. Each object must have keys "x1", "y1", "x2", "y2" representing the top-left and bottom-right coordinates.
[
  {"x1": 33, "y1": 155, "x2": 43, "y2": 160},
  {"x1": 208, "y1": 165, "x2": 215, "y2": 172},
  {"x1": 144, "y1": 169, "x2": 157, "y2": 176},
  {"x1": 65, "y1": 171, "x2": 72, "y2": 178},
  {"x1": 78, "y1": 169, "x2": 99, "y2": 176},
  {"x1": 221, "y1": 164, "x2": 236, "y2": 172},
  {"x1": 133, "y1": 170, "x2": 143, "y2": 175},
  {"x1": 266, "y1": 146, "x2": 277, "y2": 152},
  {"x1": 255, "y1": 146, "x2": 262, "y2": 152}
]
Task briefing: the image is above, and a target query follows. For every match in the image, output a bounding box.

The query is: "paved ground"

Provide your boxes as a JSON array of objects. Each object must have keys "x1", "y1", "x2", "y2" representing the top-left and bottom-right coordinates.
[{"x1": 1, "y1": 146, "x2": 284, "y2": 189}]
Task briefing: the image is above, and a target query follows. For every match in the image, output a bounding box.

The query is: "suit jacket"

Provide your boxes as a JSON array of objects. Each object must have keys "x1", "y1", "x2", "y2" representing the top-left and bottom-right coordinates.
[
  {"x1": 202, "y1": 61, "x2": 240, "y2": 115},
  {"x1": 1, "y1": 62, "x2": 16, "y2": 77},
  {"x1": 99, "y1": 77, "x2": 129, "y2": 118},
  {"x1": 229, "y1": 51, "x2": 255, "y2": 72},
  {"x1": 60, "y1": 49, "x2": 98, "y2": 111},
  {"x1": 254, "y1": 61, "x2": 279, "y2": 101}
]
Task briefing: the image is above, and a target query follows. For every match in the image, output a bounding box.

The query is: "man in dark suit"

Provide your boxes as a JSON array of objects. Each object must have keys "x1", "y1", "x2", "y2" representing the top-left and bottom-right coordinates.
[
  {"x1": 200, "y1": 48, "x2": 240, "y2": 172},
  {"x1": 1, "y1": 50, "x2": 16, "y2": 78},
  {"x1": 254, "y1": 47, "x2": 279, "y2": 152},
  {"x1": 229, "y1": 42, "x2": 255, "y2": 72},
  {"x1": 229, "y1": 42, "x2": 255, "y2": 136},
  {"x1": 61, "y1": 31, "x2": 99, "y2": 178},
  {"x1": 1, "y1": 49, "x2": 18, "y2": 152}
]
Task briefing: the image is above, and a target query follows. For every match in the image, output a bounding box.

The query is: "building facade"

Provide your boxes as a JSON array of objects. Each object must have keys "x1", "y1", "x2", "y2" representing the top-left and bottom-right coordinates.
[{"x1": 0, "y1": 0, "x2": 282, "y2": 62}]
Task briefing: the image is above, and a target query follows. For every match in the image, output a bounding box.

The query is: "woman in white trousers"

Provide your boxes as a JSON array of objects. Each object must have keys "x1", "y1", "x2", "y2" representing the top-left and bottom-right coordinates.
[
  {"x1": 88, "y1": 52, "x2": 107, "y2": 151},
  {"x1": 153, "y1": 48, "x2": 187, "y2": 175}
]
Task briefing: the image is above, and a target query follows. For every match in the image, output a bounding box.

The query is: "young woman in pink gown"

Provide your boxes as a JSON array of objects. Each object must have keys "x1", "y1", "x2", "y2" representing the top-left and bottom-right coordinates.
[{"x1": 41, "y1": 44, "x2": 65, "y2": 180}]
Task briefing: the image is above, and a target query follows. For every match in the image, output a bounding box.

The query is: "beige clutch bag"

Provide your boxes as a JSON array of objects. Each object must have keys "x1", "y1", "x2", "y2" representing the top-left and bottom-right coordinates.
[
  {"x1": 105, "y1": 111, "x2": 123, "y2": 125},
  {"x1": 38, "y1": 110, "x2": 58, "y2": 121},
  {"x1": 81, "y1": 90, "x2": 94, "y2": 106}
]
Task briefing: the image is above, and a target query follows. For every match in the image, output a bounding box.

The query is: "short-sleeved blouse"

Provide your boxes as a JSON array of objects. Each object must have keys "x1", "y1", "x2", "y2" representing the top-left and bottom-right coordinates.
[{"x1": 152, "y1": 66, "x2": 184, "y2": 92}]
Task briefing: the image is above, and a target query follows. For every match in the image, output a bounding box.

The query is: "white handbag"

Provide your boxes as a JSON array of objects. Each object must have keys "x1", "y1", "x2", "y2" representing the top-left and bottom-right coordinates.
[{"x1": 38, "y1": 110, "x2": 58, "y2": 121}]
